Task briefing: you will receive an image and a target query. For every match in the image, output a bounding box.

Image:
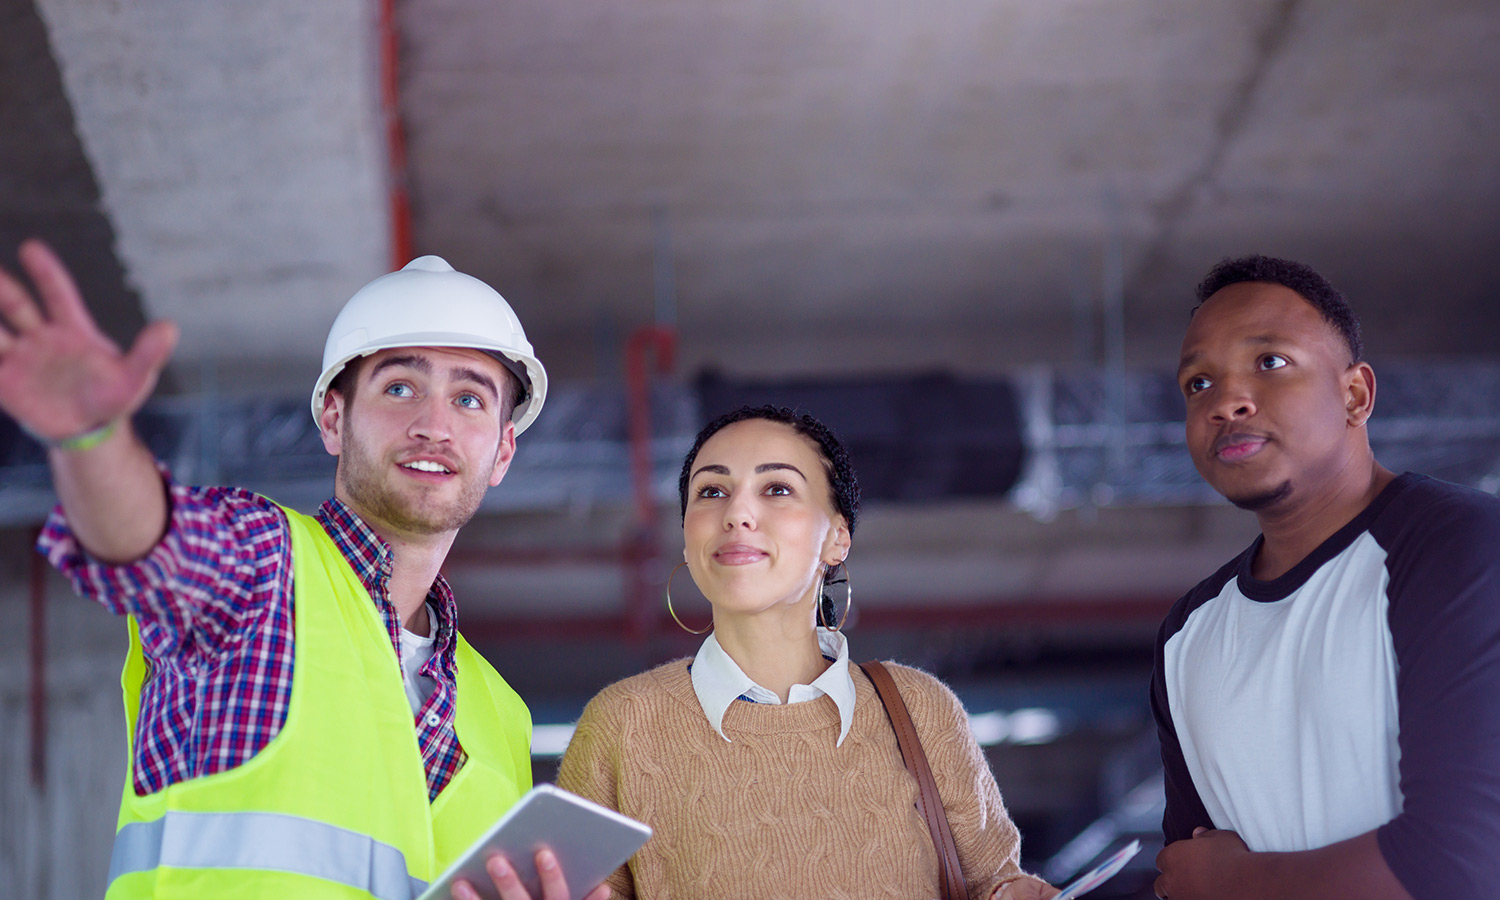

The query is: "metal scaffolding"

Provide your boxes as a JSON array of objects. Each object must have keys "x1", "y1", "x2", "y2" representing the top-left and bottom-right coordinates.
[
  {"x1": 0, "y1": 382, "x2": 699, "y2": 526},
  {"x1": 4, "y1": 361, "x2": 1498, "y2": 528},
  {"x1": 1011, "y1": 359, "x2": 1500, "y2": 519}
]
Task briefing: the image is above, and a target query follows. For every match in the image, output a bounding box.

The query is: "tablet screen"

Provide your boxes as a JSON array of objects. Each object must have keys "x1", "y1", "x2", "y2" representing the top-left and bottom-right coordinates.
[{"x1": 418, "y1": 784, "x2": 651, "y2": 900}]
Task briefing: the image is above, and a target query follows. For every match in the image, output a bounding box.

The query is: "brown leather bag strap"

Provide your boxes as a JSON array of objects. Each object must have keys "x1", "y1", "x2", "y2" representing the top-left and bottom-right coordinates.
[{"x1": 859, "y1": 660, "x2": 968, "y2": 900}]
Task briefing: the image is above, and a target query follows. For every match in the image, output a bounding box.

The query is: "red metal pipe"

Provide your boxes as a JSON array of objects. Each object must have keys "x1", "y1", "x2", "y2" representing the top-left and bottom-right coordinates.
[
  {"x1": 459, "y1": 594, "x2": 1176, "y2": 644},
  {"x1": 378, "y1": 0, "x2": 414, "y2": 268},
  {"x1": 442, "y1": 329, "x2": 679, "y2": 641},
  {"x1": 622, "y1": 325, "x2": 678, "y2": 638},
  {"x1": 624, "y1": 325, "x2": 678, "y2": 528},
  {"x1": 853, "y1": 595, "x2": 1175, "y2": 629},
  {"x1": 445, "y1": 544, "x2": 632, "y2": 567},
  {"x1": 462, "y1": 615, "x2": 636, "y2": 644},
  {"x1": 29, "y1": 527, "x2": 46, "y2": 790}
]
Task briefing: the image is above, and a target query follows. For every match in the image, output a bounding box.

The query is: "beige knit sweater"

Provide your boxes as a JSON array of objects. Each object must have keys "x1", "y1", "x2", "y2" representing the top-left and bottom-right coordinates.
[{"x1": 557, "y1": 658, "x2": 1044, "y2": 900}]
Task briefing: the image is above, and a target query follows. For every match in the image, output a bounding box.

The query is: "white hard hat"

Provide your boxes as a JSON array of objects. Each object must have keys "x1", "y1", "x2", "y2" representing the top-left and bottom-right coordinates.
[{"x1": 311, "y1": 256, "x2": 548, "y2": 435}]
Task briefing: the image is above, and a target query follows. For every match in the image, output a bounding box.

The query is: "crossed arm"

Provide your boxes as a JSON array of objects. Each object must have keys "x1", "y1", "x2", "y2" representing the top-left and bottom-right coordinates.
[
  {"x1": 1154, "y1": 827, "x2": 1411, "y2": 900},
  {"x1": 1153, "y1": 489, "x2": 1500, "y2": 900}
]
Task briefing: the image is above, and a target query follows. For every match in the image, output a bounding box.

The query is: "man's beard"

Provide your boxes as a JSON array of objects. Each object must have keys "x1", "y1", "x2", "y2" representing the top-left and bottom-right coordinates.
[
  {"x1": 337, "y1": 425, "x2": 491, "y2": 536},
  {"x1": 1225, "y1": 479, "x2": 1293, "y2": 512}
]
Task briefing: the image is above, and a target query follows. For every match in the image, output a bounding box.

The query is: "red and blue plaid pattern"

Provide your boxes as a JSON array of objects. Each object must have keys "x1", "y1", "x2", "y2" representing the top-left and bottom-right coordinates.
[{"x1": 40, "y1": 477, "x2": 467, "y2": 802}]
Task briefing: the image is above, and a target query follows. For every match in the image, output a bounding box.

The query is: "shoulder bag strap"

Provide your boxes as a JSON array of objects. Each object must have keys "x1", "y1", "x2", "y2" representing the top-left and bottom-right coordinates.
[{"x1": 859, "y1": 660, "x2": 968, "y2": 900}]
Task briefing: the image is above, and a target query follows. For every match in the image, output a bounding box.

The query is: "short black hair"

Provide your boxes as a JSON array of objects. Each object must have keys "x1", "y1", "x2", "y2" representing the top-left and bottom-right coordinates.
[
  {"x1": 1194, "y1": 255, "x2": 1363, "y2": 363},
  {"x1": 678, "y1": 405, "x2": 861, "y2": 628}
]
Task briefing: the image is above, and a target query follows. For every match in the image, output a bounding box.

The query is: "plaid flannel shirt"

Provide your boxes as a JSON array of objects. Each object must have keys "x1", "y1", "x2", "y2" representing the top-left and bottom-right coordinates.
[{"x1": 39, "y1": 475, "x2": 467, "y2": 801}]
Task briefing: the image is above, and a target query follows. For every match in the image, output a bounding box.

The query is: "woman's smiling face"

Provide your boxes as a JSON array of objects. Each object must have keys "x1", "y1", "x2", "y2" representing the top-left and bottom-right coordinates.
[{"x1": 682, "y1": 418, "x2": 850, "y2": 623}]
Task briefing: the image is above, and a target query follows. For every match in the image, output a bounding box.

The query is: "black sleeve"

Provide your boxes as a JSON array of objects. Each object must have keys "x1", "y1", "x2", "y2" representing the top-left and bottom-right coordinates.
[
  {"x1": 1375, "y1": 482, "x2": 1500, "y2": 900},
  {"x1": 1153, "y1": 600, "x2": 1214, "y2": 843}
]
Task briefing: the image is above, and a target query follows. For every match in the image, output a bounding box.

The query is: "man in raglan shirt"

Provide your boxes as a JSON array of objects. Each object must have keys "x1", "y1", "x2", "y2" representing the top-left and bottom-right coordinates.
[
  {"x1": 1151, "y1": 254, "x2": 1500, "y2": 900},
  {"x1": 0, "y1": 240, "x2": 608, "y2": 900}
]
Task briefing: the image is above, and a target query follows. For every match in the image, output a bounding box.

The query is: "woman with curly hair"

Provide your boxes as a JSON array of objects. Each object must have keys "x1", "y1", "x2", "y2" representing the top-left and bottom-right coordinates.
[{"x1": 557, "y1": 405, "x2": 1055, "y2": 900}]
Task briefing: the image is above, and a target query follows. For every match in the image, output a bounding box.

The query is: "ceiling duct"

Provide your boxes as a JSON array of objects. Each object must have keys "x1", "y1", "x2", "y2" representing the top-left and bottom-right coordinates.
[
  {"x1": 695, "y1": 371, "x2": 1027, "y2": 503},
  {"x1": 3, "y1": 361, "x2": 1497, "y2": 527}
]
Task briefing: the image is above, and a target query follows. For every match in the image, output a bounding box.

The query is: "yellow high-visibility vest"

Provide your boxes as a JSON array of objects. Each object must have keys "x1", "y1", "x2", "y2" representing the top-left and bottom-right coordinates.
[{"x1": 106, "y1": 505, "x2": 531, "y2": 899}]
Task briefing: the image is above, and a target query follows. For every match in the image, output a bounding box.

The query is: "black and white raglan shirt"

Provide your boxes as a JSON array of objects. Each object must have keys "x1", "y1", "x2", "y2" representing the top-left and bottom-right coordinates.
[{"x1": 1152, "y1": 473, "x2": 1500, "y2": 900}]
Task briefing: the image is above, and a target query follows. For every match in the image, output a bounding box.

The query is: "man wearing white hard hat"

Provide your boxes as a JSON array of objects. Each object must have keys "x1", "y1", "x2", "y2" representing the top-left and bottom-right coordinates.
[{"x1": 0, "y1": 242, "x2": 606, "y2": 900}]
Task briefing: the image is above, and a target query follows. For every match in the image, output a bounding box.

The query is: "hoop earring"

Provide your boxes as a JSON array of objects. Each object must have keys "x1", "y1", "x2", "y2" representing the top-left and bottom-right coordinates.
[
  {"x1": 666, "y1": 562, "x2": 712, "y2": 635},
  {"x1": 822, "y1": 559, "x2": 853, "y2": 632}
]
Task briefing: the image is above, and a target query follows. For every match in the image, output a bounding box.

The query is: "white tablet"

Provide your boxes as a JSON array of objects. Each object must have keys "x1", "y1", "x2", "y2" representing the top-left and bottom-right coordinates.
[
  {"x1": 417, "y1": 784, "x2": 652, "y2": 900},
  {"x1": 1053, "y1": 839, "x2": 1142, "y2": 900}
]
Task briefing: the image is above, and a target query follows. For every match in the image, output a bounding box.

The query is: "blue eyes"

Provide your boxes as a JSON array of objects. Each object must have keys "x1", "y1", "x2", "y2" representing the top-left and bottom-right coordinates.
[{"x1": 382, "y1": 382, "x2": 483, "y2": 409}]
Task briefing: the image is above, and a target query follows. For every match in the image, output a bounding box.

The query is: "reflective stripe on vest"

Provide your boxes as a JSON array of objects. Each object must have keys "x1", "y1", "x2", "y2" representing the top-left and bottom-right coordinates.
[
  {"x1": 109, "y1": 811, "x2": 428, "y2": 900},
  {"x1": 107, "y1": 505, "x2": 530, "y2": 899}
]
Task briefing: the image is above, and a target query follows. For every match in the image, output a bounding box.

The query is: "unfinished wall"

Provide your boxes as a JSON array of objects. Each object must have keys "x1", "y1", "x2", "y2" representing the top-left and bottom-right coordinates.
[{"x1": 0, "y1": 525, "x2": 128, "y2": 899}]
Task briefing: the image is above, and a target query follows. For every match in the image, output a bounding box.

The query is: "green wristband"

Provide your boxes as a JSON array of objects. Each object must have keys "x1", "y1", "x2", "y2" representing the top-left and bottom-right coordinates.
[{"x1": 23, "y1": 419, "x2": 118, "y2": 451}]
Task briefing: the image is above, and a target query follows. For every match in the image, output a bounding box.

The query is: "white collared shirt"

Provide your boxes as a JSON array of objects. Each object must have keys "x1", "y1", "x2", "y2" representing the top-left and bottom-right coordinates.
[{"x1": 690, "y1": 628, "x2": 858, "y2": 747}]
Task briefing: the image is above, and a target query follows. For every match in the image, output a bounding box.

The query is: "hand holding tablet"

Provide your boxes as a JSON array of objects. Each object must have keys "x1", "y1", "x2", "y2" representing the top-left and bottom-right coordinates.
[
  {"x1": 447, "y1": 848, "x2": 611, "y2": 900},
  {"x1": 420, "y1": 785, "x2": 652, "y2": 900}
]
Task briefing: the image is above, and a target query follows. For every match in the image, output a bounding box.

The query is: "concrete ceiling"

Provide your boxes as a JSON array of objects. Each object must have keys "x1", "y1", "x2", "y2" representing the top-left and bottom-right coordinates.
[
  {"x1": 26, "y1": 0, "x2": 390, "y2": 388},
  {"x1": 400, "y1": 0, "x2": 1500, "y2": 380},
  {"x1": 6, "y1": 0, "x2": 1499, "y2": 608},
  {"x1": 16, "y1": 0, "x2": 1498, "y2": 382}
]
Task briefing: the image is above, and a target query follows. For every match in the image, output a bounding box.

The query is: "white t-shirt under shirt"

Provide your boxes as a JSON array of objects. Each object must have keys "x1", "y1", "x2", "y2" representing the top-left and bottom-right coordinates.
[{"x1": 399, "y1": 602, "x2": 439, "y2": 715}]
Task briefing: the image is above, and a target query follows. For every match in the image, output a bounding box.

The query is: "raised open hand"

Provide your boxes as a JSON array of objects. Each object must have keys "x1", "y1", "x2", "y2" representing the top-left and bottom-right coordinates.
[{"x1": 0, "y1": 239, "x2": 178, "y2": 443}]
